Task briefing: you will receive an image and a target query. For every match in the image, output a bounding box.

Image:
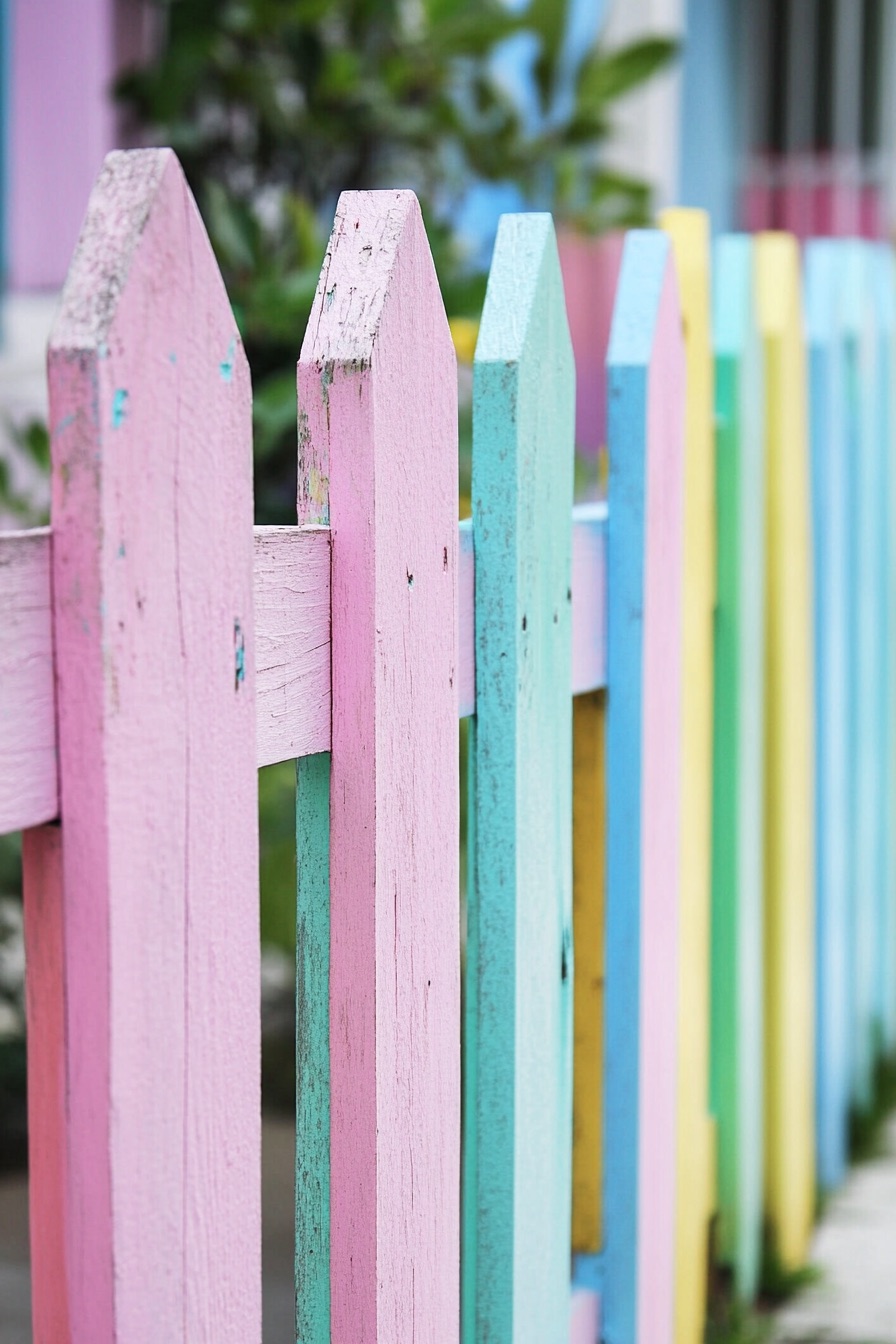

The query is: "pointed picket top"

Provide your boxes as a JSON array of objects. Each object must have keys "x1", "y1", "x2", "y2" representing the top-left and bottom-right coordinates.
[
  {"x1": 463, "y1": 212, "x2": 574, "y2": 1344},
  {"x1": 297, "y1": 189, "x2": 452, "y2": 526},
  {"x1": 601, "y1": 230, "x2": 684, "y2": 1344},
  {"x1": 44, "y1": 148, "x2": 259, "y2": 1341},
  {"x1": 298, "y1": 190, "x2": 459, "y2": 1344}
]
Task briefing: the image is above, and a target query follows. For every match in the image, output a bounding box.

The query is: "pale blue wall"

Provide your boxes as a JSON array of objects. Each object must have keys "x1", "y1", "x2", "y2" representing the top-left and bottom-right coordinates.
[{"x1": 678, "y1": 0, "x2": 742, "y2": 233}]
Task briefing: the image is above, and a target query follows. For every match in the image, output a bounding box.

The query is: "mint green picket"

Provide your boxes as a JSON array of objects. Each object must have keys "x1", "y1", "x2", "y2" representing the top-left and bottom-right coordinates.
[
  {"x1": 295, "y1": 751, "x2": 330, "y2": 1342},
  {"x1": 462, "y1": 213, "x2": 575, "y2": 1342},
  {"x1": 709, "y1": 233, "x2": 765, "y2": 1298}
]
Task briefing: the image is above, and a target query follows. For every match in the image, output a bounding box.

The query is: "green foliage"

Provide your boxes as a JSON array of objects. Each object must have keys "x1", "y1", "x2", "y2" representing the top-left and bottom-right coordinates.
[
  {"x1": 758, "y1": 1227, "x2": 821, "y2": 1306},
  {"x1": 117, "y1": 0, "x2": 676, "y2": 520},
  {"x1": 0, "y1": 417, "x2": 50, "y2": 526},
  {"x1": 849, "y1": 1050, "x2": 896, "y2": 1162},
  {"x1": 259, "y1": 760, "x2": 297, "y2": 952}
]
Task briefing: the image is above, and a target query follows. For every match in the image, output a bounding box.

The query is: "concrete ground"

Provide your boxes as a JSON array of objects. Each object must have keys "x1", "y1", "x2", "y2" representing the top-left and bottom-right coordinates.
[
  {"x1": 772, "y1": 1112, "x2": 896, "y2": 1344},
  {"x1": 3, "y1": 1112, "x2": 896, "y2": 1342}
]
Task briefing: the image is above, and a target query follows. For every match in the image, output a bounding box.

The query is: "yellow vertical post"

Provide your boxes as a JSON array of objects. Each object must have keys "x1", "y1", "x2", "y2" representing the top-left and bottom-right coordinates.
[
  {"x1": 660, "y1": 208, "x2": 716, "y2": 1344},
  {"x1": 571, "y1": 689, "x2": 606, "y2": 1252},
  {"x1": 756, "y1": 232, "x2": 815, "y2": 1270}
]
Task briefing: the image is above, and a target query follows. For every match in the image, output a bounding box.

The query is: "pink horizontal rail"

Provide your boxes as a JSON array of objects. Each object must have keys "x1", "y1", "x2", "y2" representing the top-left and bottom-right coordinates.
[{"x1": 0, "y1": 504, "x2": 605, "y2": 836}]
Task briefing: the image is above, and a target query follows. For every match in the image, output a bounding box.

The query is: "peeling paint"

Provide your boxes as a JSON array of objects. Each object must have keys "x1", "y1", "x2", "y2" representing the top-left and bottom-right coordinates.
[
  {"x1": 111, "y1": 388, "x2": 129, "y2": 428},
  {"x1": 234, "y1": 619, "x2": 246, "y2": 690},
  {"x1": 220, "y1": 337, "x2": 236, "y2": 383}
]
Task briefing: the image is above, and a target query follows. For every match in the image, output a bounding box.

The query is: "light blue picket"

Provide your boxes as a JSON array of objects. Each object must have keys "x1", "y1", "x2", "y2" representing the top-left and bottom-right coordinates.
[
  {"x1": 462, "y1": 213, "x2": 575, "y2": 1343},
  {"x1": 871, "y1": 243, "x2": 896, "y2": 1056},
  {"x1": 805, "y1": 239, "x2": 852, "y2": 1190},
  {"x1": 844, "y1": 241, "x2": 883, "y2": 1111},
  {"x1": 597, "y1": 231, "x2": 684, "y2": 1344},
  {"x1": 709, "y1": 232, "x2": 765, "y2": 1294}
]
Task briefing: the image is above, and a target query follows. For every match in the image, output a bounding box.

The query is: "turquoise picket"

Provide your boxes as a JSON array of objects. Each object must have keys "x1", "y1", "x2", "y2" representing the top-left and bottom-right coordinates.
[
  {"x1": 295, "y1": 751, "x2": 331, "y2": 1343},
  {"x1": 462, "y1": 212, "x2": 575, "y2": 1343},
  {"x1": 805, "y1": 239, "x2": 851, "y2": 1190}
]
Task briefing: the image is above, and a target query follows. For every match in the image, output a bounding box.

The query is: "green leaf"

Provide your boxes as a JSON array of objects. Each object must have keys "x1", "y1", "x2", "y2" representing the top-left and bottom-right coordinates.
[{"x1": 577, "y1": 36, "x2": 678, "y2": 109}]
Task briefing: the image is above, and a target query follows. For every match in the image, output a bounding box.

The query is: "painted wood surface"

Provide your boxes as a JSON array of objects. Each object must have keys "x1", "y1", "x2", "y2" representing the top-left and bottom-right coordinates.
[
  {"x1": 874, "y1": 243, "x2": 896, "y2": 1054},
  {"x1": 600, "y1": 230, "x2": 684, "y2": 1344},
  {"x1": 805, "y1": 239, "x2": 851, "y2": 1192},
  {"x1": 46, "y1": 149, "x2": 260, "y2": 1341},
  {"x1": 0, "y1": 527, "x2": 56, "y2": 831},
  {"x1": 709, "y1": 233, "x2": 766, "y2": 1296},
  {"x1": 297, "y1": 190, "x2": 459, "y2": 1343},
  {"x1": 462, "y1": 212, "x2": 574, "y2": 1343},
  {"x1": 842, "y1": 241, "x2": 881, "y2": 1112},
  {"x1": 22, "y1": 825, "x2": 70, "y2": 1344},
  {"x1": 757, "y1": 231, "x2": 815, "y2": 1271},
  {"x1": 569, "y1": 1287, "x2": 600, "y2": 1344},
  {"x1": 868, "y1": 243, "x2": 895, "y2": 1059},
  {"x1": 0, "y1": 504, "x2": 607, "y2": 832},
  {"x1": 571, "y1": 689, "x2": 606, "y2": 1255},
  {"x1": 295, "y1": 750, "x2": 331, "y2": 1343},
  {"x1": 254, "y1": 525, "x2": 330, "y2": 765},
  {"x1": 659, "y1": 206, "x2": 716, "y2": 1344}
]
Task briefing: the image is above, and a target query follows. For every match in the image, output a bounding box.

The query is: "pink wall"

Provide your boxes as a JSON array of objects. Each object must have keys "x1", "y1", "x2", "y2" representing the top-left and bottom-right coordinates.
[{"x1": 8, "y1": 0, "x2": 151, "y2": 290}]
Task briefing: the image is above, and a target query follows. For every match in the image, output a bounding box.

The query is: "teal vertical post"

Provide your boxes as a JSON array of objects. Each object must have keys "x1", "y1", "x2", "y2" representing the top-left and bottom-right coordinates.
[
  {"x1": 462, "y1": 213, "x2": 575, "y2": 1343},
  {"x1": 295, "y1": 752, "x2": 330, "y2": 1343}
]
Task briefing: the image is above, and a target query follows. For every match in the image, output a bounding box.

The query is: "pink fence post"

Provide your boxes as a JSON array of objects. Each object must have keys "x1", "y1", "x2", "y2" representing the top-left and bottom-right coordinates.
[
  {"x1": 22, "y1": 825, "x2": 70, "y2": 1343},
  {"x1": 298, "y1": 190, "x2": 459, "y2": 1341},
  {"x1": 44, "y1": 148, "x2": 259, "y2": 1342}
]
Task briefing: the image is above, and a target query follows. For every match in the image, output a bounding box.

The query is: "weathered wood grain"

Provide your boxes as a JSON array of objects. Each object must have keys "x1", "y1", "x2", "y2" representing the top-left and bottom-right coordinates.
[
  {"x1": 295, "y1": 750, "x2": 331, "y2": 1342},
  {"x1": 46, "y1": 148, "x2": 260, "y2": 1341},
  {"x1": 297, "y1": 190, "x2": 459, "y2": 1343},
  {"x1": 659, "y1": 207, "x2": 716, "y2": 1344},
  {"x1": 600, "y1": 230, "x2": 684, "y2": 1344},
  {"x1": 254, "y1": 525, "x2": 330, "y2": 764},
  {"x1": 0, "y1": 508, "x2": 606, "y2": 833},
  {"x1": 22, "y1": 825, "x2": 70, "y2": 1344},
  {"x1": 710, "y1": 232, "x2": 766, "y2": 1296},
  {"x1": 757, "y1": 231, "x2": 815, "y2": 1271},
  {"x1": 805, "y1": 239, "x2": 851, "y2": 1193},
  {"x1": 0, "y1": 528, "x2": 56, "y2": 832},
  {"x1": 462, "y1": 212, "x2": 574, "y2": 1343}
]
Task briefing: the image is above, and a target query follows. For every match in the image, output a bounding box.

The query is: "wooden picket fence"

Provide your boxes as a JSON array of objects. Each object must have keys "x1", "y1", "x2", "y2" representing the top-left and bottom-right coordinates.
[{"x1": 1, "y1": 146, "x2": 895, "y2": 1344}]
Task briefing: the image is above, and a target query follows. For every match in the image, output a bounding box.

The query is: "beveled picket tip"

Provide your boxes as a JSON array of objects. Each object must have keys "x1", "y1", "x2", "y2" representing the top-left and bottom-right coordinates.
[{"x1": 297, "y1": 188, "x2": 454, "y2": 526}]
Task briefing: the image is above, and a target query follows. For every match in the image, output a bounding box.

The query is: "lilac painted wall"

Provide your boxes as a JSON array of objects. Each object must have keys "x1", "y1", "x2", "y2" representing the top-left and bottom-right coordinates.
[{"x1": 7, "y1": 0, "x2": 150, "y2": 290}]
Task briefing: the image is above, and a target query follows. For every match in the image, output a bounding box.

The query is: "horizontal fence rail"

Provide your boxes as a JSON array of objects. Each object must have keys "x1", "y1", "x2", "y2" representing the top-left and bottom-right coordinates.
[{"x1": 0, "y1": 508, "x2": 606, "y2": 833}]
